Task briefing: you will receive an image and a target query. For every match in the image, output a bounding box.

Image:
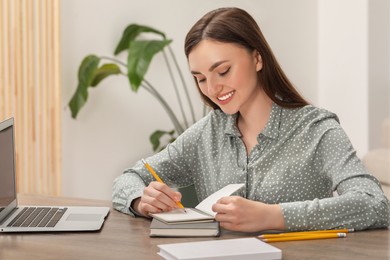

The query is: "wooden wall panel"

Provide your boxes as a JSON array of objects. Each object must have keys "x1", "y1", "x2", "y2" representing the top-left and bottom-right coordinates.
[{"x1": 0, "y1": 0, "x2": 61, "y2": 196}]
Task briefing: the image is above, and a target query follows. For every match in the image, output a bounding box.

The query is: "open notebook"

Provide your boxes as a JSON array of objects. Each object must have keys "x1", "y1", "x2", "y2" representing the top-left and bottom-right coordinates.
[
  {"x1": 0, "y1": 117, "x2": 109, "y2": 233},
  {"x1": 150, "y1": 183, "x2": 244, "y2": 224}
]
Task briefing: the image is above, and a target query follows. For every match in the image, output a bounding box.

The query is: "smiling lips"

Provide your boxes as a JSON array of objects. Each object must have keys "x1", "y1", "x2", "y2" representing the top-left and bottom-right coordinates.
[{"x1": 217, "y1": 91, "x2": 235, "y2": 104}]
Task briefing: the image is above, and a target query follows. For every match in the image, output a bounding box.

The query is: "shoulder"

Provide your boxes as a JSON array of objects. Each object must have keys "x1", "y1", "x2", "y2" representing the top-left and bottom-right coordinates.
[
  {"x1": 198, "y1": 109, "x2": 230, "y2": 123},
  {"x1": 284, "y1": 104, "x2": 338, "y2": 120},
  {"x1": 188, "y1": 109, "x2": 231, "y2": 130},
  {"x1": 177, "y1": 109, "x2": 231, "y2": 139},
  {"x1": 282, "y1": 104, "x2": 339, "y2": 127},
  {"x1": 278, "y1": 104, "x2": 342, "y2": 139}
]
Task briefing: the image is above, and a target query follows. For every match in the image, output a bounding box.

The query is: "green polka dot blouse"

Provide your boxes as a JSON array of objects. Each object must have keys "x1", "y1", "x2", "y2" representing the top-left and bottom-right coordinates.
[{"x1": 112, "y1": 103, "x2": 390, "y2": 231}]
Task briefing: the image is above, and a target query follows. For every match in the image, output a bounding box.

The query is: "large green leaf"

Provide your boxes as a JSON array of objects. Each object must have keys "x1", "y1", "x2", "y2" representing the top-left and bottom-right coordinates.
[
  {"x1": 91, "y1": 63, "x2": 121, "y2": 86},
  {"x1": 114, "y1": 24, "x2": 166, "y2": 55},
  {"x1": 127, "y1": 39, "x2": 172, "y2": 92},
  {"x1": 150, "y1": 129, "x2": 175, "y2": 152},
  {"x1": 69, "y1": 55, "x2": 100, "y2": 118}
]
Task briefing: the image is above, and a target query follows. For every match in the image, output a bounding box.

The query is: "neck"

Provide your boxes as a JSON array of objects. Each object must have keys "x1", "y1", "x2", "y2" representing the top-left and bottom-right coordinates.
[{"x1": 238, "y1": 88, "x2": 273, "y2": 135}]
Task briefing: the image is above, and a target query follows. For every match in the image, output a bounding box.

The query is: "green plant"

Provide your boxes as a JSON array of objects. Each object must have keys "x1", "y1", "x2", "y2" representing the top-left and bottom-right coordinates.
[{"x1": 68, "y1": 24, "x2": 201, "y2": 151}]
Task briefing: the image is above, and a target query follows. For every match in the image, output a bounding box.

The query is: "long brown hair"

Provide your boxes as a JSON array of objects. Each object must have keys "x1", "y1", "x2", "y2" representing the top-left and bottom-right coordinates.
[{"x1": 184, "y1": 7, "x2": 309, "y2": 109}]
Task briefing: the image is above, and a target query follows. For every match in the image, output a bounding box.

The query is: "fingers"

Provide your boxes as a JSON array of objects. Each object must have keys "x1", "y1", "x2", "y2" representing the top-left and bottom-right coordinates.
[
  {"x1": 139, "y1": 182, "x2": 183, "y2": 215},
  {"x1": 212, "y1": 196, "x2": 238, "y2": 214},
  {"x1": 212, "y1": 197, "x2": 274, "y2": 232},
  {"x1": 212, "y1": 196, "x2": 243, "y2": 229}
]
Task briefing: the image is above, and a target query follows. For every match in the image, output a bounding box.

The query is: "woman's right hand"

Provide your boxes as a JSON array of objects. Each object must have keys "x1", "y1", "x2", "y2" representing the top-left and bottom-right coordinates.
[{"x1": 133, "y1": 181, "x2": 183, "y2": 217}]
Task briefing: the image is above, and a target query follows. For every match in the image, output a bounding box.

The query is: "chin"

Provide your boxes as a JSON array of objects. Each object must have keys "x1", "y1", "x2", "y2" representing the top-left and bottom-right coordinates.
[{"x1": 220, "y1": 107, "x2": 239, "y2": 115}]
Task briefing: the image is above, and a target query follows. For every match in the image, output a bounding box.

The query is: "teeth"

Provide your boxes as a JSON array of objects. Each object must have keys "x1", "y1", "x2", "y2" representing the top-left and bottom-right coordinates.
[{"x1": 217, "y1": 91, "x2": 234, "y2": 101}]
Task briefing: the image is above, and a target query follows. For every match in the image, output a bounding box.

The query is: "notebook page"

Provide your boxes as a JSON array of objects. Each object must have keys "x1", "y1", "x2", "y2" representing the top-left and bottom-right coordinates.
[
  {"x1": 150, "y1": 208, "x2": 213, "y2": 223},
  {"x1": 195, "y1": 184, "x2": 244, "y2": 216}
]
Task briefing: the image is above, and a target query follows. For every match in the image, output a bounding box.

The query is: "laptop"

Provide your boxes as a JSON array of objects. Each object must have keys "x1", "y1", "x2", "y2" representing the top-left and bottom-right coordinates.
[{"x1": 0, "y1": 117, "x2": 110, "y2": 232}]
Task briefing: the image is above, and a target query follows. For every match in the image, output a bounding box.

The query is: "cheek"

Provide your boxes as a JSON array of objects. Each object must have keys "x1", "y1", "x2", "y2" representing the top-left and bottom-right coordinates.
[
  {"x1": 230, "y1": 69, "x2": 251, "y2": 88},
  {"x1": 198, "y1": 83, "x2": 209, "y2": 96},
  {"x1": 233, "y1": 65, "x2": 259, "y2": 89}
]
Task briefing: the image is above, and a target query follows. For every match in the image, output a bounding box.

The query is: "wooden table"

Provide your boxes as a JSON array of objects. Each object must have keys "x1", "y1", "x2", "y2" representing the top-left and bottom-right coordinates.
[{"x1": 0, "y1": 194, "x2": 389, "y2": 260}]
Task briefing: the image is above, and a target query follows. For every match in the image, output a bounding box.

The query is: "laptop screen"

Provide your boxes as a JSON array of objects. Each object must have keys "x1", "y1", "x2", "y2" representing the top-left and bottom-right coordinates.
[{"x1": 0, "y1": 118, "x2": 17, "y2": 221}]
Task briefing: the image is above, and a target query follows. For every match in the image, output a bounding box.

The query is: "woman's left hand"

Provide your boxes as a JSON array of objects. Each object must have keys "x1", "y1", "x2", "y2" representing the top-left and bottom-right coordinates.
[{"x1": 212, "y1": 196, "x2": 285, "y2": 232}]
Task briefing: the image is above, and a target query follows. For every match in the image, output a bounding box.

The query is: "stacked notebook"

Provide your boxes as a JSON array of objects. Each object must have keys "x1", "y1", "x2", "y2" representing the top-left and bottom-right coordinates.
[
  {"x1": 157, "y1": 237, "x2": 282, "y2": 260},
  {"x1": 150, "y1": 218, "x2": 220, "y2": 237},
  {"x1": 149, "y1": 184, "x2": 244, "y2": 237}
]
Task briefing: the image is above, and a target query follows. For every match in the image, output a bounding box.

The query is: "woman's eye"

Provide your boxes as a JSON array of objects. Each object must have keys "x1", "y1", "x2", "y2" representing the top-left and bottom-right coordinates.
[
  {"x1": 197, "y1": 78, "x2": 206, "y2": 83},
  {"x1": 219, "y1": 67, "x2": 230, "y2": 76}
]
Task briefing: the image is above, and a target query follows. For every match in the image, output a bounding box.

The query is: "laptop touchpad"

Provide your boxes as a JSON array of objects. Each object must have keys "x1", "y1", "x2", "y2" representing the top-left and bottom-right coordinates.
[{"x1": 66, "y1": 214, "x2": 102, "y2": 221}]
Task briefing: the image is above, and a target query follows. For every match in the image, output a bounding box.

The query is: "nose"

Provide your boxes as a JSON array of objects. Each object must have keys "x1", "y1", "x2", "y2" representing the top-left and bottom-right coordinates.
[{"x1": 206, "y1": 77, "x2": 222, "y2": 97}]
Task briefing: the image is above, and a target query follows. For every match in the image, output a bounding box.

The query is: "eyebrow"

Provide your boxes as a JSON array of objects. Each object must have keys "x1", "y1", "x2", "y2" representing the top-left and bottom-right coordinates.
[{"x1": 191, "y1": 60, "x2": 229, "y2": 75}]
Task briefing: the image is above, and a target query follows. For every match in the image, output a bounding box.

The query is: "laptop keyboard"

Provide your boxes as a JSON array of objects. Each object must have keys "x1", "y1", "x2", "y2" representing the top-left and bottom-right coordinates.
[{"x1": 7, "y1": 207, "x2": 68, "y2": 228}]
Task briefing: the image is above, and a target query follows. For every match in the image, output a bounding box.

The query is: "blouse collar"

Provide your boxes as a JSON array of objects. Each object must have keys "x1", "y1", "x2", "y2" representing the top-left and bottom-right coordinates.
[{"x1": 224, "y1": 102, "x2": 282, "y2": 140}]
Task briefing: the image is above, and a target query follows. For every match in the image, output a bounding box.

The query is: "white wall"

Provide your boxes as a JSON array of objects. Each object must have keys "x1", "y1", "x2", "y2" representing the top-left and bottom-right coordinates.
[
  {"x1": 61, "y1": 0, "x2": 387, "y2": 200},
  {"x1": 318, "y1": 0, "x2": 369, "y2": 155},
  {"x1": 368, "y1": 0, "x2": 390, "y2": 149}
]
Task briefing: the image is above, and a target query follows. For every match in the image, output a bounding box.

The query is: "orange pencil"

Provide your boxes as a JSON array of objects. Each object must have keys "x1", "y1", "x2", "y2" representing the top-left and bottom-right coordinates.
[
  {"x1": 261, "y1": 233, "x2": 347, "y2": 243},
  {"x1": 142, "y1": 159, "x2": 186, "y2": 212},
  {"x1": 258, "y1": 228, "x2": 354, "y2": 239}
]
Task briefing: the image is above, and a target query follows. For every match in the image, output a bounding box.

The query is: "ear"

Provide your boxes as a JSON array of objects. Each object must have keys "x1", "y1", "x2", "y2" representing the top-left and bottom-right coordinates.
[{"x1": 254, "y1": 51, "x2": 262, "y2": 72}]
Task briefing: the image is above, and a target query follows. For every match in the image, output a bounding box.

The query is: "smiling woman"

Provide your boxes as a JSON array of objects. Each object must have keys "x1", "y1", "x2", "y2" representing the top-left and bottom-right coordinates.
[
  {"x1": 112, "y1": 7, "x2": 389, "y2": 233},
  {"x1": 0, "y1": 0, "x2": 62, "y2": 196}
]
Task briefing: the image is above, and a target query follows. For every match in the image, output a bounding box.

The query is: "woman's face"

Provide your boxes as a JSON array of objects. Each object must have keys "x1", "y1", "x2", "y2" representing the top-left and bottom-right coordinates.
[{"x1": 188, "y1": 39, "x2": 262, "y2": 115}]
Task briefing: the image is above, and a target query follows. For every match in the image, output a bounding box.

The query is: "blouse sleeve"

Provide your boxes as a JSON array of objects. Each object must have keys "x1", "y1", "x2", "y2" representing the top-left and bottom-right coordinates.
[
  {"x1": 280, "y1": 126, "x2": 390, "y2": 231},
  {"x1": 112, "y1": 122, "x2": 202, "y2": 216}
]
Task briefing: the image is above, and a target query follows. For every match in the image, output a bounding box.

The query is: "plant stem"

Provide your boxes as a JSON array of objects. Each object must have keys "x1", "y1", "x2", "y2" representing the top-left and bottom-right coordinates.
[
  {"x1": 142, "y1": 80, "x2": 185, "y2": 134},
  {"x1": 162, "y1": 50, "x2": 189, "y2": 129},
  {"x1": 168, "y1": 46, "x2": 196, "y2": 124}
]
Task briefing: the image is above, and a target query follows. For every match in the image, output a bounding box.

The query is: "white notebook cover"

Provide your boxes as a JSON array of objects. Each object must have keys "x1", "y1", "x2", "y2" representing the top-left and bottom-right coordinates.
[{"x1": 157, "y1": 237, "x2": 282, "y2": 260}]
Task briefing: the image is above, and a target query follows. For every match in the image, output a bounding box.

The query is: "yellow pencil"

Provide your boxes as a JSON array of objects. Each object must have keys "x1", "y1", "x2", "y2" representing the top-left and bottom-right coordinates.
[
  {"x1": 259, "y1": 228, "x2": 354, "y2": 239},
  {"x1": 141, "y1": 159, "x2": 186, "y2": 212},
  {"x1": 261, "y1": 233, "x2": 347, "y2": 242}
]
